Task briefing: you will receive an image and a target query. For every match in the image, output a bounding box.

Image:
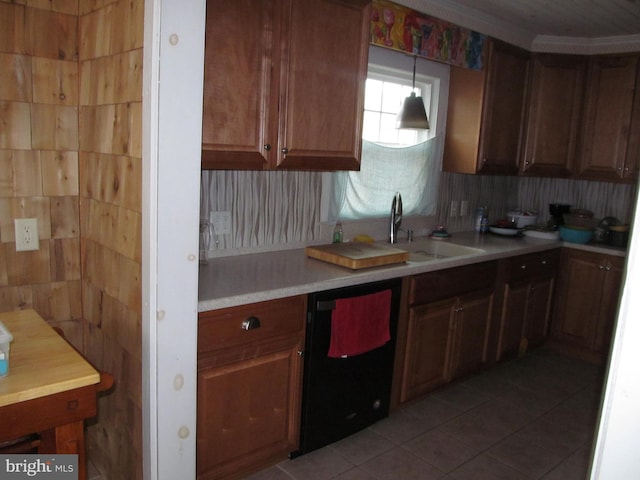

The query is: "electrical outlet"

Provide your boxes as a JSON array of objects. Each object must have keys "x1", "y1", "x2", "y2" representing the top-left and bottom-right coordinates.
[
  {"x1": 210, "y1": 211, "x2": 231, "y2": 235},
  {"x1": 15, "y1": 218, "x2": 39, "y2": 252},
  {"x1": 449, "y1": 200, "x2": 459, "y2": 217},
  {"x1": 460, "y1": 200, "x2": 469, "y2": 217}
]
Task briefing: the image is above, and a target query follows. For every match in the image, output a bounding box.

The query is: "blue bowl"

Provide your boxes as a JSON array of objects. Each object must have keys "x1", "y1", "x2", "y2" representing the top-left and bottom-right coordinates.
[{"x1": 559, "y1": 225, "x2": 593, "y2": 244}]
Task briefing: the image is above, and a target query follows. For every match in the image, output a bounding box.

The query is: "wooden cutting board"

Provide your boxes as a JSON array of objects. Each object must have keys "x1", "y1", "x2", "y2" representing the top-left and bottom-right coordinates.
[{"x1": 305, "y1": 242, "x2": 409, "y2": 270}]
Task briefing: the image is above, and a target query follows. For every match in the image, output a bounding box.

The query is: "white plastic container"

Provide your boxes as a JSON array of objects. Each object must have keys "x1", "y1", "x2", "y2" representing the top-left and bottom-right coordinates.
[
  {"x1": 506, "y1": 210, "x2": 538, "y2": 228},
  {"x1": 0, "y1": 321, "x2": 13, "y2": 377}
]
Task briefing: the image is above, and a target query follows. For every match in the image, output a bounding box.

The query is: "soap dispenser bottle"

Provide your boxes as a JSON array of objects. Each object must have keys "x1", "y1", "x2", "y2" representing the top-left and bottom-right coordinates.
[{"x1": 332, "y1": 222, "x2": 343, "y2": 243}]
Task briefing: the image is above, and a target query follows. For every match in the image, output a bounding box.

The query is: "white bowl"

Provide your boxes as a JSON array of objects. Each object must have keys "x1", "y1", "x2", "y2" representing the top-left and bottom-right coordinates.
[{"x1": 489, "y1": 225, "x2": 520, "y2": 236}]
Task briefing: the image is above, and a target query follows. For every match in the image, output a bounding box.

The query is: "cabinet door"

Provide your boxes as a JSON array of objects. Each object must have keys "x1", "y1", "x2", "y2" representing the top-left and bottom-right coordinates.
[
  {"x1": 551, "y1": 249, "x2": 624, "y2": 362},
  {"x1": 497, "y1": 281, "x2": 529, "y2": 360},
  {"x1": 401, "y1": 299, "x2": 455, "y2": 403},
  {"x1": 451, "y1": 291, "x2": 493, "y2": 379},
  {"x1": 525, "y1": 277, "x2": 554, "y2": 347},
  {"x1": 477, "y1": 39, "x2": 530, "y2": 175},
  {"x1": 577, "y1": 55, "x2": 639, "y2": 181},
  {"x1": 443, "y1": 65, "x2": 485, "y2": 174},
  {"x1": 201, "y1": 0, "x2": 279, "y2": 169},
  {"x1": 277, "y1": 0, "x2": 369, "y2": 170},
  {"x1": 522, "y1": 54, "x2": 586, "y2": 177},
  {"x1": 197, "y1": 339, "x2": 302, "y2": 480},
  {"x1": 624, "y1": 60, "x2": 640, "y2": 181},
  {"x1": 593, "y1": 256, "x2": 625, "y2": 354},
  {"x1": 552, "y1": 251, "x2": 602, "y2": 349}
]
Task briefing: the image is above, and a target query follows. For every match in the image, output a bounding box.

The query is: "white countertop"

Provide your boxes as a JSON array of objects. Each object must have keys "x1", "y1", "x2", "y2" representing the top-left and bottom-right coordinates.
[{"x1": 198, "y1": 231, "x2": 626, "y2": 312}]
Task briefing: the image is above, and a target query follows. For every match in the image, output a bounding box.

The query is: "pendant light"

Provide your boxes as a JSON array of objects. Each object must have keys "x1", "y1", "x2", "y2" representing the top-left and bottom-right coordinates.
[{"x1": 396, "y1": 55, "x2": 430, "y2": 130}]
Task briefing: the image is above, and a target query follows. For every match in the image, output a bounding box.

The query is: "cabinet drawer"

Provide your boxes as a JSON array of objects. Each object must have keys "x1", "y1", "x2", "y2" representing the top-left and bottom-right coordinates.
[
  {"x1": 198, "y1": 295, "x2": 306, "y2": 355},
  {"x1": 410, "y1": 261, "x2": 498, "y2": 305},
  {"x1": 506, "y1": 249, "x2": 559, "y2": 282}
]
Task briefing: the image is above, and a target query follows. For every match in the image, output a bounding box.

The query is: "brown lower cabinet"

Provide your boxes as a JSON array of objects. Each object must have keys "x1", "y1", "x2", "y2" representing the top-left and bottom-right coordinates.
[
  {"x1": 398, "y1": 262, "x2": 497, "y2": 405},
  {"x1": 196, "y1": 296, "x2": 306, "y2": 480},
  {"x1": 550, "y1": 248, "x2": 625, "y2": 363},
  {"x1": 195, "y1": 246, "x2": 625, "y2": 478},
  {"x1": 496, "y1": 250, "x2": 560, "y2": 360}
]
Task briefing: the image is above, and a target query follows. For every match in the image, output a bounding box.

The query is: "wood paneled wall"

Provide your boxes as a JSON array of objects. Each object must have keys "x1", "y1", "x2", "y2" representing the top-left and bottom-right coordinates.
[
  {"x1": 0, "y1": 1, "x2": 82, "y2": 342},
  {"x1": 79, "y1": 0, "x2": 143, "y2": 479},
  {"x1": 0, "y1": 0, "x2": 144, "y2": 478}
]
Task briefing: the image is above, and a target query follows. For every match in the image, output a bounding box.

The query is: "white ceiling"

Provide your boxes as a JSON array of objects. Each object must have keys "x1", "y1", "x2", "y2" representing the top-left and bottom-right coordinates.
[{"x1": 398, "y1": 0, "x2": 640, "y2": 53}]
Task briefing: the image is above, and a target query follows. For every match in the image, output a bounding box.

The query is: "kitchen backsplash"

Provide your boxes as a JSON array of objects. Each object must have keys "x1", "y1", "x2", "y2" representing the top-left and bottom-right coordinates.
[{"x1": 200, "y1": 170, "x2": 637, "y2": 254}]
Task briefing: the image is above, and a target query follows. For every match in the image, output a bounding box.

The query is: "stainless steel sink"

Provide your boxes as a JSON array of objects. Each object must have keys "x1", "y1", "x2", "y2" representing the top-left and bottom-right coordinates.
[{"x1": 402, "y1": 240, "x2": 485, "y2": 263}]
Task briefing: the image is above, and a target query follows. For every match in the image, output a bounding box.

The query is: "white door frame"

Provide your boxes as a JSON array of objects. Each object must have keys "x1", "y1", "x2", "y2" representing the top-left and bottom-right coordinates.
[{"x1": 142, "y1": 0, "x2": 206, "y2": 478}]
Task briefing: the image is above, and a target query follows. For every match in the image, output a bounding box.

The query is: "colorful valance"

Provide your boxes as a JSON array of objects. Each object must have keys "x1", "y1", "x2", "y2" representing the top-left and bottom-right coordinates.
[{"x1": 370, "y1": 0, "x2": 486, "y2": 70}]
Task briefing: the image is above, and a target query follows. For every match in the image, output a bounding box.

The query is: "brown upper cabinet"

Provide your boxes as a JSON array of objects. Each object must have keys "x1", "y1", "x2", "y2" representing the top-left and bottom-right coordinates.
[
  {"x1": 445, "y1": 38, "x2": 640, "y2": 183},
  {"x1": 576, "y1": 54, "x2": 640, "y2": 183},
  {"x1": 201, "y1": 0, "x2": 370, "y2": 171},
  {"x1": 521, "y1": 54, "x2": 587, "y2": 177},
  {"x1": 444, "y1": 38, "x2": 530, "y2": 175}
]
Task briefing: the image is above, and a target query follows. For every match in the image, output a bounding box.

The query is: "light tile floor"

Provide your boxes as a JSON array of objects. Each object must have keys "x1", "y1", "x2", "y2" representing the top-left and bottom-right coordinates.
[{"x1": 247, "y1": 347, "x2": 605, "y2": 480}]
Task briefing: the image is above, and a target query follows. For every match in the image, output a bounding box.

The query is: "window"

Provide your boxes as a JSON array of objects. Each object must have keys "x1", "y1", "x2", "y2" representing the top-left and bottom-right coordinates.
[
  {"x1": 363, "y1": 75, "x2": 433, "y2": 146},
  {"x1": 322, "y1": 47, "x2": 449, "y2": 223}
]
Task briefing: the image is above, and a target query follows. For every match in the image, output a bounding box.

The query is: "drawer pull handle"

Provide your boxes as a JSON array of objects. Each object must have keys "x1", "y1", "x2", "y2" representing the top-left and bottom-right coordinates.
[{"x1": 242, "y1": 316, "x2": 261, "y2": 331}]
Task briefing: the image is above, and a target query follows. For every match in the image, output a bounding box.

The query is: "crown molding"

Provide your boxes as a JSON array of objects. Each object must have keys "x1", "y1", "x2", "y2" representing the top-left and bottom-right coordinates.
[
  {"x1": 395, "y1": 0, "x2": 640, "y2": 54},
  {"x1": 532, "y1": 34, "x2": 640, "y2": 55}
]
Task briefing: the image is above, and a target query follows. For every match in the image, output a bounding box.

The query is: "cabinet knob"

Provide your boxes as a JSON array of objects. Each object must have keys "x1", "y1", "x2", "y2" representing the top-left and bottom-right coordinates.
[
  {"x1": 599, "y1": 265, "x2": 605, "y2": 270},
  {"x1": 263, "y1": 144, "x2": 272, "y2": 151},
  {"x1": 520, "y1": 264, "x2": 527, "y2": 270},
  {"x1": 541, "y1": 260, "x2": 547, "y2": 265},
  {"x1": 297, "y1": 350, "x2": 304, "y2": 357},
  {"x1": 605, "y1": 265, "x2": 611, "y2": 271},
  {"x1": 241, "y1": 316, "x2": 261, "y2": 330},
  {"x1": 281, "y1": 147, "x2": 289, "y2": 154}
]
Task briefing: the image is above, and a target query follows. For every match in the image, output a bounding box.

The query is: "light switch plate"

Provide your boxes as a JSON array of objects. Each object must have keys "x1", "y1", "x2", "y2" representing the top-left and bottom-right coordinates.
[
  {"x1": 15, "y1": 218, "x2": 39, "y2": 251},
  {"x1": 460, "y1": 200, "x2": 469, "y2": 217},
  {"x1": 450, "y1": 200, "x2": 459, "y2": 217}
]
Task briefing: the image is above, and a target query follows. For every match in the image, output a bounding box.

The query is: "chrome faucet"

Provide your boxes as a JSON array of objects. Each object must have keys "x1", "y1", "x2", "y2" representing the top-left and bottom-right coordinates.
[{"x1": 389, "y1": 192, "x2": 402, "y2": 244}]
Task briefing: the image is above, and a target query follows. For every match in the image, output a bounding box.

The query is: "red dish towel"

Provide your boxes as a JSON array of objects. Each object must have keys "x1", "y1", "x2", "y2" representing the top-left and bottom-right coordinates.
[{"x1": 327, "y1": 289, "x2": 392, "y2": 358}]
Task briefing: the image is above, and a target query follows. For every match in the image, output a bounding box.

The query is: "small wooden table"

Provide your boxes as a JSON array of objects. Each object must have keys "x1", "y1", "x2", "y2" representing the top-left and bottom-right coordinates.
[{"x1": 0, "y1": 310, "x2": 102, "y2": 480}]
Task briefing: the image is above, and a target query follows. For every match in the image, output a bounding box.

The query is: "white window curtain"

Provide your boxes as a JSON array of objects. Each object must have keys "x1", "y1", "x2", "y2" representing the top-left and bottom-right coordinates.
[{"x1": 322, "y1": 134, "x2": 443, "y2": 223}]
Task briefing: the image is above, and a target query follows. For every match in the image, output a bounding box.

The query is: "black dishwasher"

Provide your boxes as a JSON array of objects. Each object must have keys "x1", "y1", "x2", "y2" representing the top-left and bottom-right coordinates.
[{"x1": 293, "y1": 278, "x2": 402, "y2": 457}]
